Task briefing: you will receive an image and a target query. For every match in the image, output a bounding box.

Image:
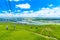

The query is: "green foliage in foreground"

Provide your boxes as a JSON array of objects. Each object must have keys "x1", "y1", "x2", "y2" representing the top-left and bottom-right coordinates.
[{"x1": 0, "y1": 22, "x2": 60, "y2": 40}]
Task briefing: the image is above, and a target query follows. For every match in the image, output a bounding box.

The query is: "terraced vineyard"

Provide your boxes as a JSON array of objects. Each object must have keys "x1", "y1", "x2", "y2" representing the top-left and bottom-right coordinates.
[{"x1": 0, "y1": 22, "x2": 60, "y2": 40}]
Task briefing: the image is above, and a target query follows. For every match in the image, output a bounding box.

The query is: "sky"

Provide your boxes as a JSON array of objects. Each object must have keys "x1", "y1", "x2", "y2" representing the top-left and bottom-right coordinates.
[{"x1": 0, "y1": 0, "x2": 60, "y2": 18}]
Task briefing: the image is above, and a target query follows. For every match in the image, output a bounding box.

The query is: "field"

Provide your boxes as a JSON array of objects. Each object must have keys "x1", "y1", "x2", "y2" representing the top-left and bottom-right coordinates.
[{"x1": 0, "y1": 22, "x2": 60, "y2": 40}]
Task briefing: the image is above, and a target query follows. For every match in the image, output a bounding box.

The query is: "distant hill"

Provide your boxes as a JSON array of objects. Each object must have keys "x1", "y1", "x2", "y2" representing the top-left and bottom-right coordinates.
[{"x1": 0, "y1": 17, "x2": 60, "y2": 22}]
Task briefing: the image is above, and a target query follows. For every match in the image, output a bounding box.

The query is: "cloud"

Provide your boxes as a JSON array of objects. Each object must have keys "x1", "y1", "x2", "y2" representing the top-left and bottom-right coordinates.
[
  {"x1": 17, "y1": 10, "x2": 21, "y2": 12},
  {"x1": 48, "y1": 4, "x2": 53, "y2": 7},
  {"x1": 16, "y1": 3, "x2": 30, "y2": 9},
  {"x1": 0, "y1": 14, "x2": 13, "y2": 18},
  {"x1": 15, "y1": 10, "x2": 21, "y2": 12},
  {"x1": 1, "y1": 7, "x2": 60, "y2": 18},
  {"x1": 9, "y1": 0, "x2": 12, "y2": 1},
  {"x1": 18, "y1": 7, "x2": 60, "y2": 17}
]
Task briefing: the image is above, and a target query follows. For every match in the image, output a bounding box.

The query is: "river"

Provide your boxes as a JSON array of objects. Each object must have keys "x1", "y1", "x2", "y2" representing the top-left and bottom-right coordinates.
[{"x1": 13, "y1": 20, "x2": 60, "y2": 25}]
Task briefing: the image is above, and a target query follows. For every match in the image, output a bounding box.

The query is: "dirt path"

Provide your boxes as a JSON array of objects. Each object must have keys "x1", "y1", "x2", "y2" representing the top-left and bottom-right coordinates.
[{"x1": 24, "y1": 30, "x2": 58, "y2": 40}]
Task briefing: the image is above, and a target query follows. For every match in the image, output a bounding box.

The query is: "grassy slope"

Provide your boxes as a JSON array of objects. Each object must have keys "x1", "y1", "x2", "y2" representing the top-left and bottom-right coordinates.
[
  {"x1": 0, "y1": 22, "x2": 60, "y2": 40},
  {"x1": 0, "y1": 22, "x2": 46, "y2": 40}
]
